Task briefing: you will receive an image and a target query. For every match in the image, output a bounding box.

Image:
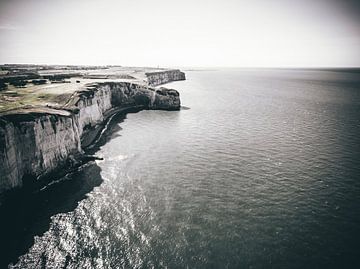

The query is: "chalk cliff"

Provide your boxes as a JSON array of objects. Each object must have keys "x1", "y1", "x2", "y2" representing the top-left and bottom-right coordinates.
[
  {"x1": 146, "y1": 69, "x2": 185, "y2": 86},
  {"x1": 0, "y1": 76, "x2": 183, "y2": 195}
]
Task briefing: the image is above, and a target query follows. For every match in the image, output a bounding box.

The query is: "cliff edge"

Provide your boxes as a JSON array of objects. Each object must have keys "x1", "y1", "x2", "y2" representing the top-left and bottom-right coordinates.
[{"x1": 0, "y1": 68, "x2": 185, "y2": 196}]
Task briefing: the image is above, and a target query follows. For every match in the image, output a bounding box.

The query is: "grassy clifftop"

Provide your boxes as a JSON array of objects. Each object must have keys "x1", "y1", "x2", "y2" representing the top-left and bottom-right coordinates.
[{"x1": 0, "y1": 65, "x2": 183, "y2": 115}]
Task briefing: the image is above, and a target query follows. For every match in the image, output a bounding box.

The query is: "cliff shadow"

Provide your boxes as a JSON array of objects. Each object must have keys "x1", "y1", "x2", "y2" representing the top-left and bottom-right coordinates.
[
  {"x1": 0, "y1": 162, "x2": 103, "y2": 268},
  {"x1": 0, "y1": 111, "x2": 131, "y2": 268}
]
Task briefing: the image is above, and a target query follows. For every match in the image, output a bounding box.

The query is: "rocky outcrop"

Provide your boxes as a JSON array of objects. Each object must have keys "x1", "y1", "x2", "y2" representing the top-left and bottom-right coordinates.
[
  {"x1": 146, "y1": 69, "x2": 185, "y2": 86},
  {"x1": 0, "y1": 80, "x2": 182, "y2": 195}
]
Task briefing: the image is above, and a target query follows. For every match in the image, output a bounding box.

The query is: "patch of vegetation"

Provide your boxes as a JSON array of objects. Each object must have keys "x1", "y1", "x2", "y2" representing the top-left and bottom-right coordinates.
[
  {"x1": 9, "y1": 80, "x2": 27, "y2": 87},
  {"x1": 32, "y1": 79, "x2": 47, "y2": 85},
  {"x1": 0, "y1": 82, "x2": 7, "y2": 91},
  {"x1": 0, "y1": 75, "x2": 37, "y2": 87},
  {"x1": 44, "y1": 74, "x2": 74, "y2": 81}
]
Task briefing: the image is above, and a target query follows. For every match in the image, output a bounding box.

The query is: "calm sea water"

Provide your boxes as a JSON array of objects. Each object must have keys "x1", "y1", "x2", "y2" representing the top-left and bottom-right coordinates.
[{"x1": 3, "y1": 69, "x2": 360, "y2": 268}]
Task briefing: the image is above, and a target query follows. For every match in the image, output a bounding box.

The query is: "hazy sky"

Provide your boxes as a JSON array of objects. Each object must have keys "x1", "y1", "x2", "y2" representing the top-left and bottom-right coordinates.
[{"x1": 0, "y1": 0, "x2": 359, "y2": 67}]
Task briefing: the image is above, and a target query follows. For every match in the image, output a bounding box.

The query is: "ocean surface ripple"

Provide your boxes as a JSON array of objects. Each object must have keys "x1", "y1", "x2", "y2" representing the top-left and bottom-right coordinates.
[{"x1": 7, "y1": 69, "x2": 360, "y2": 268}]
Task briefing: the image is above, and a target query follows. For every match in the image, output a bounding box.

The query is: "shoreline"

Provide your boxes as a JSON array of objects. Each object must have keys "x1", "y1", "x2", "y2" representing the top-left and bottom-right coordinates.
[
  {"x1": 1, "y1": 104, "x2": 141, "y2": 202},
  {"x1": 0, "y1": 81, "x2": 184, "y2": 267},
  {"x1": 0, "y1": 68, "x2": 185, "y2": 200}
]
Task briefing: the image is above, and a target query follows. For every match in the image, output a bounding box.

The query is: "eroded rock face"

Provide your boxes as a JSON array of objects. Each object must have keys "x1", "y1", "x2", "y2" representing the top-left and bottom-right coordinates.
[
  {"x1": 0, "y1": 81, "x2": 181, "y2": 194},
  {"x1": 152, "y1": 87, "x2": 180, "y2": 110},
  {"x1": 146, "y1": 69, "x2": 185, "y2": 86},
  {"x1": 0, "y1": 114, "x2": 81, "y2": 191}
]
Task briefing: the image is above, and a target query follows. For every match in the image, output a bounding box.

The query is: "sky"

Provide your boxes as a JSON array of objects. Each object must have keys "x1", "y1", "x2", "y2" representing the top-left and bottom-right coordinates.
[{"x1": 0, "y1": 0, "x2": 359, "y2": 67}]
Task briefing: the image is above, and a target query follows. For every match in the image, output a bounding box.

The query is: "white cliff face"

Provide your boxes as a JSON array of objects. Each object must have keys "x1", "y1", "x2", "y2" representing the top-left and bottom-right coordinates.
[
  {"x1": 0, "y1": 114, "x2": 81, "y2": 191},
  {"x1": 0, "y1": 79, "x2": 181, "y2": 194},
  {"x1": 0, "y1": 122, "x2": 23, "y2": 190},
  {"x1": 146, "y1": 69, "x2": 185, "y2": 86},
  {"x1": 75, "y1": 85, "x2": 113, "y2": 136},
  {"x1": 33, "y1": 116, "x2": 82, "y2": 172}
]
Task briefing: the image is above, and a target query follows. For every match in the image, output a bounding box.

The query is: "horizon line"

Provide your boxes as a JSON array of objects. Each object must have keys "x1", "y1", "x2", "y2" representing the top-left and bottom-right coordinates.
[{"x1": 1, "y1": 63, "x2": 360, "y2": 70}]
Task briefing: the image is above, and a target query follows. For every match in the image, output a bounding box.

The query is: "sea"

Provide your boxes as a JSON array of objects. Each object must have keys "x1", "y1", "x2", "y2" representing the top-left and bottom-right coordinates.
[{"x1": 1, "y1": 68, "x2": 360, "y2": 268}]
